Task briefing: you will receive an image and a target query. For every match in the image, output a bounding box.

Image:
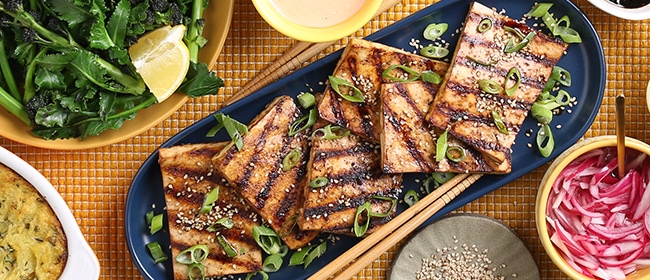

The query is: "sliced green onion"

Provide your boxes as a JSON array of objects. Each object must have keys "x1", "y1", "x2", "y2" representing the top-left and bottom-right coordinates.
[
  {"x1": 245, "y1": 271, "x2": 269, "y2": 280},
  {"x1": 297, "y1": 92, "x2": 316, "y2": 108},
  {"x1": 423, "y1": 176, "x2": 440, "y2": 194},
  {"x1": 200, "y1": 186, "x2": 220, "y2": 214},
  {"x1": 329, "y1": 75, "x2": 364, "y2": 103},
  {"x1": 382, "y1": 64, "x2": 420, "y2": 82},
  {"x1": 552, "y1": 15, "x2": 570, "y2": 36},
  {"x1": 525, "y1": 3, "x2": 553, "y2": 18},
  {"x1": 446, "y1": 146, "x2": 466, "y2": 163},
  {"x1": 478, "y1": 79, "x2": 504, "y2": 94},
  {"x1": 403, "y1": 190, "x2": 420, "y2": 207},
  {"x1": 145, "y1": 210, "x2": 154, "y2": 225},
  {"x1": 531, "y1": 102, "x2": 553, "y2": 125},
  {"x1": 368, "y1": 196, "x2": 398, "y2": 218},
  {"x1": 504, "y1": 31, "x2": 536, "y2": 53},
  {"x1": 206, "y1": 217, "x2": 235, "y2": 232},
  {"x1": 188, "y1": 263, "x2": 206, "y2": 280},
  {"x1": 252, "y1": 226, "x2": 282, "y2": 255},
  {"x1": 289, "y1": 243, "x2": 327, "y2": 268},
  {"x1": 262, "y1": 254, "x2": 283, "y2": 273},
  {"x1": 477, "y1": 18, "x2": 492, "y2": 33},
  {"x1": 550, "y1": 66, "x2": 571, "y2": 87},
  {"x1": 175, "y1": 244, "x2": 210, "y2": 265},
  {"x1": 278, "y1": 214, "x2": 298, "y2": 238},
  {"x1": 288, "y1": 108, "x2": 318, "y2": 136},
  {"x1": 468, "y1": 56, "x2": 498, "y2": 66},
  {"x1": 150, "y1": 213, "x2": 164, "y2": 235},
  {"x1": 146, "y1": 241, "x2": 168, "y2": 264},
  {"x1": 310, "y1": 176, "x2": 329, "y2": 188},
  {"x1": 421, "y1": 71, "x2": 442, "y2": 84},
  {"x1": 209, "y1": 113, "x2": 249, "y2": 151},
  {"x1": 303, "y1": 242, "x2": 327, "y2": 268},
  {"x1": 503, "y1": 26, "x2": 526, "y2": 39},
  {"x1": 423, "y1": 23, "x2": 448, "y2": 40},
  {"x1": 354, "y1": 201, "x2": 372, "y2": 237},
  {"x1": 217, "y1": 235, "x2": 238, "y2": 258},
  {"x1": 312, "y1": 124, "x2": 350, "y2": 140},
  {"x1": 420, "y1": 45, "x2": 449, "y2": 59},
  {"x1": 504, "y1": 67, "x2": 521, "y2": 96},
  {"x1": 492, "y1": 110, "x2": 509, "y2": 134},
  {"x1": 559, "y1": 28, "x2": 582, "y2": 43},
  {"x1": 282, "y1": 148, "x2": 302, "y2": 171},
  {"x1": 555, "y1": 89, "x2": 571, "y2": 106},
  {"x1": 536, "y1": 124, "x2": 554, "y2": 157},
  {"x1": 432, "y1": 172, "x2": 455, "y2": 184},
  {"x1": 435, "y1": 130, "x2": 449, "y2": 162}
]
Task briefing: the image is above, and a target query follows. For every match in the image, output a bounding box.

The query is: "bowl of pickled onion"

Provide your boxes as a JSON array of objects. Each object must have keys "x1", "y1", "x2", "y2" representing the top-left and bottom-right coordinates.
[{"x1": 536, "y1": 135, "x2": 650, "y2": 280}]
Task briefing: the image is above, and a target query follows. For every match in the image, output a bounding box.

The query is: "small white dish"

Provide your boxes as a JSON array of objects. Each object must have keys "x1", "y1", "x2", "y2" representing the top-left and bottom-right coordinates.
[
  {"x1": 0, "y1": 146, "x2": 100, "y2": 279},
  {"x1": 390, "y1": 213, "x2": 539, "y2": 280},
  {"x1": 587, "y1": 0, "x2": 650, "y2": 20}
]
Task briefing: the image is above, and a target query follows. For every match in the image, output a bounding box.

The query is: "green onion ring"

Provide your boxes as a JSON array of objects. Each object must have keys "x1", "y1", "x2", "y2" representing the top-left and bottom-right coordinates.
[
  {"x1": 492, "y1": 110, "x2": 509, "y2": 134},
  {"x1": 478, "y1": 79, "x2": 504, "y2": 94},
  {"x1": 206, "y1": 217, "x2": 235, "y2": 232},
  {"x1": 297, "y1": 92, "x2": 316, "y2": 109},
  {"x1": 536, "y1": 124, "x2": 554, "y2": 157},
  {"x1": 262, "y1": 254, "x2": 283, "y2": 273},
  {"x1": 149, "y1": 213, "x2": 164, "y2": 234},
  {"x1": 217, "y1": 235, "x2": 238, "y2": 258},
  {"x1": 146, "y1": 241, "x2": 168, "y2": 264},
  {"x1": 525, "y1": 3, "x2": 553, "y2": 18},
  {"x1": 531, "y1": 102, "x2": 553, "y2": 125},
  {"x1": 382, "y1": 64, "x2": 420, "y2": 82},
  {"x1": 368, "y1": 196, "x2": 398, "y2": 218},
  {"x1": 145, "y1": 210, "x2": 154, "y2": 224},
  {"x1": 423, "y1": 23, "x2": 448, "y2": 41},
  {"x1": 552, "y1": 15, "x2": 570, "y2": 36},
  {"x1": 423, "y1": 176, "x2": 440, "y2": 194},
  {"x1": 309, "y1": 177, "x2": 329, "y2": 188},
  {"x1": 504, "y1": 31, "x2": 536, "y2": 53},
  {"x1": 468, "y1": 56, "x2": 498, "y2": 66},
  {"x1": 477, "y1": 18, "x2": 492, "y2": 33},
  {"x1": 329, "y1": 75, "x2": 365, "y2": 103},
  {"x1": 421, "y1": 70, "x2": 442, "y2": 84},
  {"x1": 551, "y1": 66, "x2": 572, "y2": 87},
  {"x1": 289, "y1": 244, "x2": 313, "y2": 266},
  {"x1": 187, "y1": 263, "x2": 206, "y2": 280},
  {"x1": 353, "y1": 201, "x2": 372, "y2": 237},
  {"x1": 176, "y1": 244, "x2": 210, "y2": 265},
  {"x1": 303, "y1": 242, "x2": 327, "y2": 268},
  {"x1": 504, "y1": 67, "x2": 521, "y2": 96},
  {"x1": 435, "y1": 130, "x2": 449, "y2": 162},
  {"x1": 432, "y1": 172, "x2": 455, "y2": 184},
  {"x1": 312, "y1": 124, "x2": 350, "y2": 140},
  {"x1": 420, "y1": 45, "x2": 449, "y2": 59},
  {"x1": 446, "y1": 146, "x2": 466, "y2": 163},
  {"x1": 555, "y1": 89, "x2": 571, "y2": 106},
  {"x1": 403, "y1": 190, "x2": 420, "y2": 207},
  {"x1": 199, "y1": 186, "x2": 220, "y2": 214},
  {"x1": 288, "y1": 108, "x2": 317, "y2": 136},
  {"x1": 559, "y1": 28, "x2": 582, "y2": 43},
  {"x1": 282, "y1": 148, "x2": 302, "y2": 171},
  {"x1": 252, "y1": 226, "x2": 282, "y2": 255},
  {"x1": 278, "y1": 214, "x2": 298, "y2": 238}
]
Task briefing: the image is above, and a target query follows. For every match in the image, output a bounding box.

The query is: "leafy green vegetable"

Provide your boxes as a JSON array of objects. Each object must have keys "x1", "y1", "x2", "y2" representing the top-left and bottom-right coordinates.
[{"x1": 0, "y1": 0, "x2": 223, "y2": 140}]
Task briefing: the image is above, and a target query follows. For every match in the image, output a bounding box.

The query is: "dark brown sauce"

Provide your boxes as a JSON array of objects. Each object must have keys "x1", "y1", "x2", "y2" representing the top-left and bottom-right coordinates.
[{"x1": 609, "y1": 0, "x2": 650, "y2": 8}]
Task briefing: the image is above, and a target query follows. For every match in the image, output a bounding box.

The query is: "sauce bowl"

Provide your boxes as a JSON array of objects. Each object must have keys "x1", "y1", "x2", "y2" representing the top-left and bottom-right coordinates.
[{"x1": 587, "y1": 0, "x2": 650, "y2": 20}]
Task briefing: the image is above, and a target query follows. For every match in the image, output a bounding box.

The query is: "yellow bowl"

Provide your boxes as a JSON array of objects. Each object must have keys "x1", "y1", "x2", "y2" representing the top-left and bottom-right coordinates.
[
  {"x1": 0, "y1": 0, "x2": 235, "y2": 150},
  {"x1": 252, "y1": 0, "x2": 382, "y2": 42},
  {"x1": 536, "y1": 135, "x2": 650, "y2": 279}
]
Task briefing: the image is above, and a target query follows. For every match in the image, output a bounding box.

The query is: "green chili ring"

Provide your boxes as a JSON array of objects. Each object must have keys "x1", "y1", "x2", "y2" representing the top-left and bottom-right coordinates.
[
  {"x1": 477, "y1": 18, "x2": 492, "y2": 33},
  {"x1": 404, "y1": 190, "x2": 420, "y2": 207},
  {"x1": 423, "y1": 23, "x2": 448, "y2": 41},
  {"x1": 446, "y1": 146, "x2": 466, "y2": 163},
  {"x1": 420, "y1": 45, "x2": 449, "y2": 59}
]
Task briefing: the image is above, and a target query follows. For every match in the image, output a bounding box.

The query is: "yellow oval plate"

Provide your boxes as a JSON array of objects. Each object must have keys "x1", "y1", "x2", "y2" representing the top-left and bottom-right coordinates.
[{"x1": 0, "y1": 0, "x2": 235, "y2": 150}]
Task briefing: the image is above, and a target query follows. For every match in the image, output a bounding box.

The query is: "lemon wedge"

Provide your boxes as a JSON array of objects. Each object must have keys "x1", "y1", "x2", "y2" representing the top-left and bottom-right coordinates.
[{"x1": 128, "y1": 25, "x2": 190, "y2": 103}]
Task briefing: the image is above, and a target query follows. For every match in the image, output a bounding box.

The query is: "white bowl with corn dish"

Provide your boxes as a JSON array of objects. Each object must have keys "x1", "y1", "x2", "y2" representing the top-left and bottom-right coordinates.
[{"x1": 0, "y1": 146, "x2": 100, "y2": 280}]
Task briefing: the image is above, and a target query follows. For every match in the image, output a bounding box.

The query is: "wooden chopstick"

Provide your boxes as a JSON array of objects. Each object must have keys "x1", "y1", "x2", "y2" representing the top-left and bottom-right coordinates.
[
  {"x1": 307, "y1": 173, "x2": 484, "y2": 280},
  {"x1": 225, "y1": 0, "x2": 405, "y2": 106}
]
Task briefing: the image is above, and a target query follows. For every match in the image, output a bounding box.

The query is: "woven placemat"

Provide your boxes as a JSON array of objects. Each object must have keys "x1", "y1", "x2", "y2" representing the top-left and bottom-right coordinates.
[{"x1": 1, "y1": 0, "x2": 649, "y2": 279}]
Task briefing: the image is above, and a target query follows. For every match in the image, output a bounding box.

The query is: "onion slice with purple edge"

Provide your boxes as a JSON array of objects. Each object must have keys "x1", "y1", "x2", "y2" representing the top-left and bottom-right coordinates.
[{"x1": 546, "y1": 147, "x2": 650, "y2": 279}]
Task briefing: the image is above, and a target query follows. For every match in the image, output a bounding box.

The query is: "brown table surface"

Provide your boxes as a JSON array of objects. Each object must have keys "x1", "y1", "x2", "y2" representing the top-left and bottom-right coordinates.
[{"x1": 1, "y1": 0, "x2": 649, "y2": 279}]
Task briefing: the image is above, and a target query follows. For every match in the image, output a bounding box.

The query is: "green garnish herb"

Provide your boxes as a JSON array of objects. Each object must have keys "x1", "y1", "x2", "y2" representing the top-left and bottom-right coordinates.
[
  {"x1": 329, "y1": 75, "x2": 365, "y2": 103},
  {"x1": 278, "y1": 214, "x2": 298, "y2": 238},
  {"x1": 468, "y1": 56, "x2": 498, "y2": 66},
  {"x1": 206, "y1": 217, "x2": 235, "y2": 232},
  {"x1": 531, "y1": 102, "x2": 553, "y2": 125},
  {"x1": 446, "y1": 146, "x2": 466, "y2": 163},
  {"x1": 420, "y1": 45, "x2": 450, "y2": 59},
  {"x1": 207, "y1": 113, "x2": 249, "y2": 151},
  {"x1": 504, "y1": 30, "x2": 536, "y2": 53},
  {"x1": 262, "y1": 254, "x2": 283, "y2": 273},
  {"x1": 477, "y1": 18, "x2": 493, "y2": 33},
  {"x1": 252, "y1": 226, "x2": 283, "y2": 255},
  {"x1": 382, "y1": 64, "x2": 420, "y2": 82},
  {"x1": 149, "y1": 213, "x2": 164, "y2": 235},
  {"x1": 199, "y1": 186, "x2": 219, "y2": 214},
  {"x1": 288, "y1": 108, "x2": 318, "y2": 137},
  {"x1": 404, "y1": 190, "x2": 420, "y2": 207},
  {"x1": 432, "y1": 172, "x2": 455, "y2": 185},
  {"x1": 478, "y1": 79, "x2": 504, "y2": 94},
  {"x1": 536, "y1": 123, "x2": 554, "y2": 157},
  {"x1": 297, "y1": 92, "x2": 316, "y2": 108},
  {"x1": 217, "y1": 235, "x2": 238, "y2": 258},
  {"x1": 435, "y1": 130, "x2": 449, "y2": 162},
  {"x1": 525, "y1": 3, "x2": 582, "y2": 43},
  {"x1": 421, "y1": 71, "x2": 442, "y2": 84},
  {"x1": 423, "y1": 23, "x2": 448, "y2": 41},
  {"x1": 309, "y1": 177, "x2": 329, "y2": 188},
  {"x1": 175, "y1": 244, "x2": 210, "y2": 265},
  {"x1": 492, "y1": 110, "x2": 509, "y2": 134},
  {"x1": 550, "y1": 66, "x2": 572, "y2": 87},
  {"x1": 146, "y1": 241, "x2": 168, "y2": 264},
  {"x1": 289, "y1": 242, "x2": 327, "y2": 268},
  {"x1": 312, "y1": 124, "x2": 350, "y2": 140},
  {"x1": 282, "y1": 148, "x2": 302, "y2": 171},
  {"x1": 353, "y1": 196, "x2": 397, "y2": 237},
  {"x1": 188, "y1": 263, "x2": 206, "y2": 280},
  {"x1": 504, "y1": 67, "x2": 521, "y2": 96},
  {"x1": 145, "y1": 210, "x2": 155, "y2": 224}
]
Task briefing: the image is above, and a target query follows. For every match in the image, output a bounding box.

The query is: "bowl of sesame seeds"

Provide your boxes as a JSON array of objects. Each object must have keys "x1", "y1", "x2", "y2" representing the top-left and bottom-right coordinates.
[{"x1": 390, "y1": 213, "x2": 539, "y2": 280}]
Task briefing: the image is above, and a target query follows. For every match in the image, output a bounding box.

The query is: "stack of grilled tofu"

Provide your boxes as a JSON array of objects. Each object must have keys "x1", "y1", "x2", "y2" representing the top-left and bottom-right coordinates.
[{"x1": 158, "y1": 1, "x2": 569, "y2": 278}]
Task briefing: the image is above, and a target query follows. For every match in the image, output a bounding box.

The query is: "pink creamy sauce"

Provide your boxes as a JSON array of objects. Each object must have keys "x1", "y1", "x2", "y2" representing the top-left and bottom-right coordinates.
[
  {"x1": 269, "y1": 0, "x2": 367, "y2": 28},
  {"x1": 547, "y1": 146, "x2": 650, "y2": 279}
]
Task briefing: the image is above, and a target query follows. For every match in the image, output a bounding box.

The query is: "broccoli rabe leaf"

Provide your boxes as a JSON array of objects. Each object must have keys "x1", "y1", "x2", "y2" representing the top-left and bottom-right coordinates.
[{"x1": 178, "y1": 61, "x2": 224, "y2": 98}]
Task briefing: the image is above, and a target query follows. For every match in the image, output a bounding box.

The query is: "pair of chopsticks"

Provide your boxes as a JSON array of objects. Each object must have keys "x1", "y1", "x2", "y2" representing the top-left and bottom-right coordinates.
[
  {"x1": 224, "y1": 0, "x2": 405, "y2": 106},
  {"x1": 307, "y1": 173, "x2": 484, "y2": 280}
]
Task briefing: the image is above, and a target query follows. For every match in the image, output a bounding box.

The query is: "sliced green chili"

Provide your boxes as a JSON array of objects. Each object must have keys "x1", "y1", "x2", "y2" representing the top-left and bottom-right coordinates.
[
  {"x1": 310, "y1": 176, "x2": 329, "y2": 188},
  {"x1": 312, "y1": 124, "x2": 350, "y2": 140},
  {"x1": 329, "y1": 75, "x2": 364, "y2": 103},
  {"x1": 146, "y1": 241, "x2": 168, "y2": 264},
  {"x1": 536, "y1": 123, "x2": 554, "y2": 157},
  {"x1": 504, "y1": 31, "x2": 536, "y2": 53},
  {"x1": 262, "y1": 254, "x2": 283, "y2": 273},
  {"x1": 420, "y1": 45, "x2": 449, "y2": 59},
  {"x1": 217, "y1": 235, "x2": 238, "y2": 258},
  {"x1": 492, "y1": 110, "x2": 509, "y2": 134},
  {"x1": 206, "y1": 217, "x2": 235, "y2": 232},
  {"x1": 188, "y1": 263, "x2": 206, "y2": 280},
  {"x1": 446, "y1": 146, "x2": 466, "y2": 163},
  {"x1": 423, "y1": 176, "x2": 440, "y2": 194},
  {"x1": 150, "y1": 213, "x2": 164, "y2": 235},
  {"x1": 297, "y1": 92, "x2": 316, "y2": 109},
  {"x1": 282, "y1": 148, "x2": 302, "y2": 171},
  {"x1": 252, "y1": 226, "x2": 282, "y2": 255},
  {"x1": 423, "y1": 23, "x2": 448, "y2": 41},
  {"x1": 477, "y1": 18, "x2": 492, "y2": 33},
  {"x1": 208, "y1": 113, "x2": 249, "y2": 151},
  {"x1": 432, "y1": 172, "x2": 455, "y2": 184},
  {"x1": 200, "y1": 186, "x2": 220, "y2": 214},
  {"x1": 288, "y1": 108, "x2": 318, "y2": 137},
  {"x1": 421, "y1": 70, "x2": 442, "y2": 84},
  {"x1": 175, "y1": 244, "x2": 210, "y2": 265},
  {"x1": 382, "y1": 64, "x2": 420, "y2": 82},
  {"x1": 504, "y1": 67, "x2": 521, "y2": 96},
  {"x1": 435, "y1": 130, "x2": 449, "y2": 162},
  {"x1": 478, "y1": 79, "x2": 504, "y2": 94},
  {"x1": 404, "y1": 190, "x2": 420, "y2": 207}
]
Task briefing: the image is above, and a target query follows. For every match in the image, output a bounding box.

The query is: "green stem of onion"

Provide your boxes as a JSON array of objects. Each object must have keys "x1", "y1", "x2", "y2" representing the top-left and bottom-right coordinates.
[
  {"x1": 200, "y1": 186, "x2": 220, "y2": 214},
  {"x1": 262, "y1": 254, "x2": 283, "y2": 272},
  {"x1": 282, "y1": 148, "x2": 302, "y2": 171},
  {"x1": 149, "y1": 213, "x2": 164, "y2": 235},
  {"x1": 146, "y1": 241, "x2": 168, "y2": 264},
  {"x1": 435, "y1": 130, "x2": 449, "y2": 162},
  {"x1": 504, "y1": 31, "x2": 536, "y2": 53},
  {"x1": 536, "y1": 123, "x2": 555, "y2": 157},
  {"x1": 477, "y1": 18, "x2": 492, "y2": 33},
  {"x1": 404, "y1": 190, "x2": 420, "y2": 207},
  {"x1": 446, "y1": 146, "x2": 466, "y2": 163},
  {"x1": 188, "y1": 263, "x2": 206, "y2": 280},
  {"x1": 217, "y1": 235, "x2": 238, "y2": 258},
  {"x1": 309, "y1": 176, "x2": 329, "y2": 188},
  {"x1": 420, "y1": 45, "x2": 449, "y2": 59},
  {"x1": 252, "y1": 226, "x2": 282, "y2": 255},
  {"x1": 297, "y1": 92, "x2": 316, "y2": 109},
  {"x1": 329, "y1": 75, "x2": 364, "y2": 103},
  {"x1": 175, "y1": 244, "x2": 210, "y2": 265},
  {"x1": 423, "y1": 23, "x2": 448, "y2": 41},
  {"x1": 504, "y1": 67, "x2": 521, "y2": 96},
  {"x1": 478, "y1": 79, "x2": 504, "y2": 94},
  {"x1": 382, "y1": 64, "x2": 420, "y2": 82},
  {"x1": 353, "y1": 201, "x2": 372, "y2": 237},
  {"x1": 288, "y1": 108, "x2": 318, "y2": 136},
  {"x1": 312, "y1": 124, "x2": 350, "y2": 140},
  {"x1": 492, "y1": 110, "x2": 510, "y2": 134}
]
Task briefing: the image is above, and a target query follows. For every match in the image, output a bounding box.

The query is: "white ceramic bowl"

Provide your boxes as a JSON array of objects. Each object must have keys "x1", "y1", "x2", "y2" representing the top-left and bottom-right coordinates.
[
  {"x1": 0, "y1": 146, "x2": 100, "y2": 279},
  {"x1": 587, "y1": 0, "x2": 650, "y2": 20}
]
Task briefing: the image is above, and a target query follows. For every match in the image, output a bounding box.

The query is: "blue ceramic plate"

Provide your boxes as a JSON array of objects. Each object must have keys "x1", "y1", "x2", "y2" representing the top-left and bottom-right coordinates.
[{"x1": 126, "y1": 0, "x2": 604, "y2": 279}]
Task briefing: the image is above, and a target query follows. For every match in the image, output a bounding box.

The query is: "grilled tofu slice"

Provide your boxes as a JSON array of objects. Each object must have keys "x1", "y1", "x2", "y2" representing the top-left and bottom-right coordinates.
[
  {"x1": 298, "y1": 120, "x2": 403, "y2": 236},
  {"x1": 159, "y1": 143, "x2": 262, "y2": 279},
  {"x1": 211, "y1": 96, "x2": 319, "y2": 249},
  {"x1": 380, "y1": 82, "x2": 511, "y2": 174},
  {"x1": 426, "y1": 2, "x2": 568, "y2": 164},
  {"x1": 318, "y1": 38, "x2": 449, "y2": 142}
]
